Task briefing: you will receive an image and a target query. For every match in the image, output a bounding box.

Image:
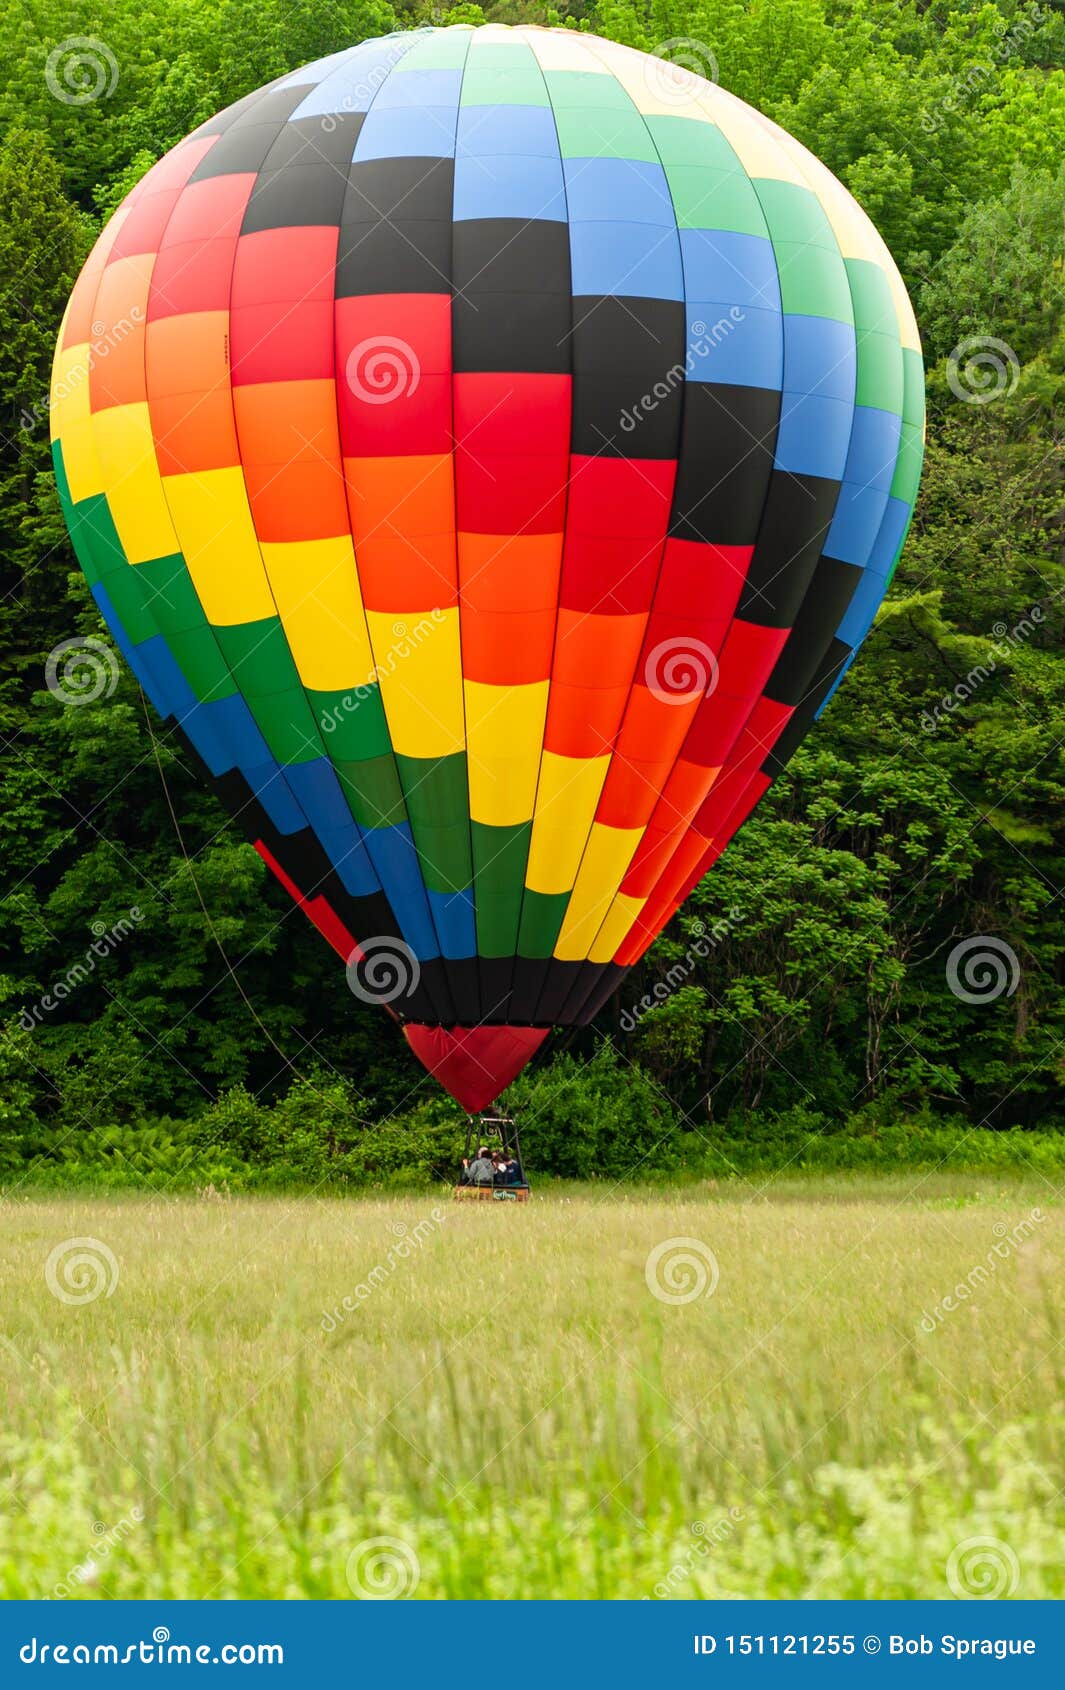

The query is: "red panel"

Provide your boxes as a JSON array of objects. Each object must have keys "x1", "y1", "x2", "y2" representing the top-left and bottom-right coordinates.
[
  {"x1": 234, "y1": 227, "x2": 340, "y2": 307},
  {"x1": 558, "y1": 530, "x2": 661, "y2": 614},
  {"x1": 715, "y1": 619, "x2": 791, "y2": 695},
  {"x1": 162, "y1": 174, "x2": 255, "y2": 245},
  {"x1": 335, "y1": 293, "x2": 451, "y2": 457},
  {"x1": 453, "y1": 373, "x2": 571, "y2": 454},
  {"x1": 653, "y1": 538, "x2": 753, "y2": 618},
  {"x1": 404, "y1": 1024, "x2": 548, "y2": 1111},
  {"x1": 107, "y1": 188, "x2": 184, "y2": 263},
  {"x1": 148, "y1": 237, "x2": 239, "y2": 320},
  {"x1": 566, "y1": 456, "x2": 675, "y2": 540},
  {"x1": 455, "y1": 448, "x2": 568, "y2": 534},
  {"x1": 230, "y1": 300, "x2": 336, "y2": 385}
]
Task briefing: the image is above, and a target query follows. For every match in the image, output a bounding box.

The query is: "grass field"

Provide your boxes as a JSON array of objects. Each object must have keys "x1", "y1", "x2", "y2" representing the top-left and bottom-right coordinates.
[{"x1": 1, "y1": 1174, "x2": 1063, "y2": 1599}]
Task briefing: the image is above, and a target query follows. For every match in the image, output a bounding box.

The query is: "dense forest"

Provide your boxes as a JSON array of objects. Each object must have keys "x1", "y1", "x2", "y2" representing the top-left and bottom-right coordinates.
[{"x1": 0, "y1": 0, "x2": 1062, "y2": 1184}]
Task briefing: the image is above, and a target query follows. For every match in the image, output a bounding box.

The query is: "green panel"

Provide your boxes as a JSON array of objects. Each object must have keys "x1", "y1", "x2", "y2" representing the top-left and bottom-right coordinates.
[
  {"x1": 889, "y1": 421, "x2": 923, "y2": 505},
  {"x1": 336, "y1": 755, "x2": 407, "y2": 831},
  {"x1": 460, "y1": 67, "x2": 549, "y2": 106},
  {"x1": 396, "y1": 30, "x2": 470, "y2": 69},
  {"x1": 855, "y1": 331, "x2": 904, "y2": 415},
  {"x1": 466, "y1": 41, "x2": 539, "y2": 73},
  {"x1": 518, "y1": 889, "x2": 570, "y2": 958},
  {"x1": 214, "y1": 617, "x2": 301, "y2": 699},
  {"x1": 64, "y1": 491, "x2": 129, "y2": 587},
  {"x1": 901, "y1": 348, "x2": 926, "y2": 427},
  {"x1": 773, "y1": 241, "x2": 854, "y2": 322},
  {"x1": 845, "y1": 257, "x2": 897, "y2": 338},
  {"x1": 664, "y1": 165, "x2": 769, "y2": 236},
  {"x1": 169, "y1": 626, "x2": 237, "y2": 703},
  {"x1": 397, "y1": 751, "x2": 469, "y2": 830},
  {"x1": 311, "y1": 683, "x2": 391, "y2": 760},
  {"x1": 477, "y1": 892, "x2": 523, "y2": 957},
  {"x1": 754, "y1": 179, "x2": 836, "y2": 249},
  {"x1": 250, "y1": 687, "x2": 321, "y2": 765},
  {"x1": 545, "y1": 70, "x2": 633, "y2": 110},
  {"x1": 411, "y1": 819, "x2": 472, "y2": 895},
  {"x1": 645, "y1": 115, "x2": 742, "y2": 171},
  {"x1": 885, "y1": 511, "x2": 915, "y2": 587},
  {"x1": 553, "y1": 107, "x2": 659, "y2": 163},
  {"x1": 100, "y1": 565, "x2": 160, "y2": 646},
  {"x1": 136, "y1": 553, "x2": 206, "y2": 633}
]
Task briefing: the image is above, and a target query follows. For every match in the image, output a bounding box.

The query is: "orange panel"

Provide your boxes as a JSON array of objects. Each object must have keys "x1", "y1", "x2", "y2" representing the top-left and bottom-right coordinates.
[
  {"x1": 152, "y1": 390, "x2": 238, "y2": 477},
  {"x1": 460, "y1": 608, "x2": 555, "y2": 684},
  {"x1": 354, "y1": 529, "x2": 458, "y2": 611},
  {"x1": 244, "y1": 460, "x2": 349, "y2": 543},
  {"x1": 233, "y1": 379, "x2": 341, "y2": 466},
  {"x1": 344, "y1": 454, "x2": 454, "y2": 542},
  {"x1": 553, "y1": 609, "x2": 645, "y2": 689},
  {"x1": 458, "y1": 531, "x2": 562, "y2": 613},
  {"x1": 612, "y1": 684, "x2": 701, "y2": 764},
  {"x1": 544, "y1": 680, "x2": 629, "y2": 759},
  {"x1": 146, "y1": 312, "x2": 229, "y2": 398}
]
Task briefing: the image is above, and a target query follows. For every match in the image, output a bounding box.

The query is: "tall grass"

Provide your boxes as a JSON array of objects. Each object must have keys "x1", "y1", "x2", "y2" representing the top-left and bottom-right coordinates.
[{"x1": 1, "y1": 1178, "x2": 1062, "y2": 1598}]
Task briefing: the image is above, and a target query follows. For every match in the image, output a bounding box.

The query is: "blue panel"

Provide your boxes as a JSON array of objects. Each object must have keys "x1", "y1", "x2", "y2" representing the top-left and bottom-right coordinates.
[
  {"x1": 373, "y1": 68, "x2": 462, "y2": 108},
  {"x1": 317, "y1": 826, "x2": 380, "y2": 898},
  {"x1": 679, "y1": 229, "x2": 780, "y2": 310},
  {"x1": 281, "y1": 48, "x2": 366, "y2": 93},
  {"x1": 427, "y1": 887, "x2": 477, "y2": 959},
  {"x1": 209, "y1": 693, "x2": 275, "y2": 773},
  {"x1": 288, "y1": 38, "x2": 416, "y2": 116},
  {"x1": 453, "y1": 153, "x2": 565, "y2": 221},
  {"x1": 285, "y1": 758, "x2": 358, "y2": 835},
  {"x1": 355, "y1": 105, "x2": 459, "y2": 159},
  {"x1": 841, "y1": 405, "x2": 901, "y2": 496},
  {"x1": 244, "y1": 760, "x2": 307, "y2": 837},
  {"x1": 569, "y1": 219, "x2": 683, "y2": 300},
  {"x1": 782, "y1": 315, "x2": 856, "y2": 403},
  {"x1": 563, "y1": 158, "x2": 675, "y2": 226},
  {"x1": 774, "y1": 392, "x2": 853, "y2": 480},
  {"x1": 457, "y1": 104, "x2": 559, "y2": 159},
  {"x1": 361, "y1": 824, "x2": 440, "y2": 960},
  {"x1": 824, "y1": 481, "x2": 889, "y2": 567},
  {"x1": 835, "y1": 565, "x2": 886, "y2": 649},
  {"x1": 867, "y1": 495, "x2": 912, "y2": 577},
  {"x1": 685, "y1": 302, "x2": 783, "y2": 388}
]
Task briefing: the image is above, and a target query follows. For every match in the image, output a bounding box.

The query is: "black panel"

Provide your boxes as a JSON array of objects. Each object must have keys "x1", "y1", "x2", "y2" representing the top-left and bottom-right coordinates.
[
  {"x1": 764, "y1": 554, "x2": 862, "y2": 705},
  {"x1": 242, "y1": 163, "x2": 350, "y2": 234},
  {"x1": 533, "y1": 960, "x2": 592, "y2": 1026},
  {"x1": 343, "y1": 158, "x2": 454, "y2": 222},
  {"x1": 508, "y1": 958, "x2": 552, "y2": 1025},
  {"x1": 567, "y1": 296, "x2": 686, "y2": 458},
  {"x1": 452, "y1": 291, "x2": 571, "y2": 374},
  {"x1": 574, "y1": 963, "x2": 628, "y2": 1027},
  {"x1": 761, "y1": 638, "x2": 851, "y2": 777},
  {"x1": 336, "y1": 220, "x2": 453, "y2": 296},
  {"x1": 554, "y1": 959, "x2": 615, "y2": 1028},
  {"x1": 670, "y1": 383, "x2": 780, "y2": 546},
  {"x1": 438, "y1": 957, "x2": 480, "y2": 1026},
  {"x1": 477, "y1": 958, "x2": 518, "y2": 1025},
  {"x1": 189, "y1": 122, "x2": 288, "y2": 181},
  {"x1": 737, "y1": 472, "x2": 841, "y2": 628},
  {"x1": 260, "y1": 113, "x2": 363, "y2": 172},
  {"x1": 452, "y1": 219, "x2": 570, "y2": 295}
]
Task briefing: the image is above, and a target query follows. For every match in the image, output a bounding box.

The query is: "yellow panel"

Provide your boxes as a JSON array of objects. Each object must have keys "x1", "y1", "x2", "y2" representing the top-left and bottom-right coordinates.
[
  {"x1": 162, "y1": 466, "x2": 275, "y2": 624},
  {"x1": 583, "y1": 35, "x2": 719, "y2": 120},
  {"x1": 52, "y1": 343, "x2": 103, "y2": 504},
  {"x1": 366, "y1": 607, "x2": 464, "y2": 759},
  {"x1": 525, "y1": 750, "x2": 609, "y2": 895},
  {"x1": 91, "y1": 402, "x2": 179, "y2": 564},
  {"x1": 589, "y1": 892, "x2": 646, "y2": 964},
  {"x1": 260, "y1": 537, "x2": 375, "y2": 691},
  {"x1": 704, "y1": 86, "x2": 809, "y2": 187},
  {"x1": 465, "y1": 679, "x2": 549, "y2": 828},
  {"x1": 522, "y1": 27, "x2": 608, "y2": 72},
  {"x1": 554, "y1": 821, "x2": 644, "y2": 960}
]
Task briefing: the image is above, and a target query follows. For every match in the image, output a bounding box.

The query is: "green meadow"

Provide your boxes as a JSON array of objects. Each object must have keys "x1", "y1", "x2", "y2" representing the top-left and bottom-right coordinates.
[{"x1": 2, "y1": 1177, "x2": 1062, "y2": 1599}]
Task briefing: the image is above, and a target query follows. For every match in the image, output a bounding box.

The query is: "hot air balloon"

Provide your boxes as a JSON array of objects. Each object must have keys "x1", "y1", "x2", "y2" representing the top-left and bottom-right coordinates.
[{"x1": 50, "y1": 24, "x2": 924, "y2": 1114}]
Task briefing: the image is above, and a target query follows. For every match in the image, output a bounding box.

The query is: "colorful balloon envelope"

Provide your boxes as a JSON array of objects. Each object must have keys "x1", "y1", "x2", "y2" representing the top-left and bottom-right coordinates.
[{"x1": 51, "y1": 25, "x2": 924, "y2": 1110}]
